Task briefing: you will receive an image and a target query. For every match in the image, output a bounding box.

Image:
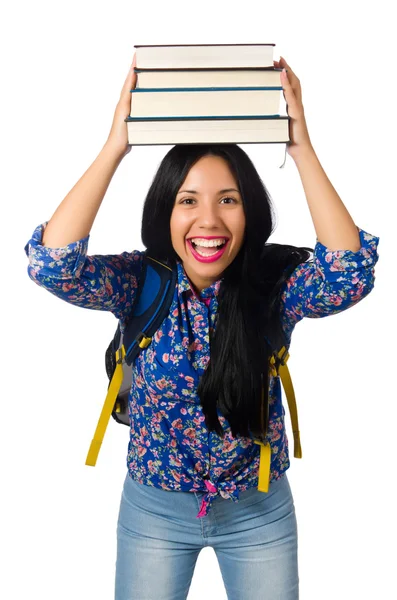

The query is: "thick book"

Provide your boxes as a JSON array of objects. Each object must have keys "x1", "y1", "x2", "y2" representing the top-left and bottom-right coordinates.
[
  {"x1": 133, "y1": 43, "x2": 275, "y2": 69},
  {"x1": 124, "y1": 115, "x2": 290, "y2": 146},
  {"x1": 135, "y1": 67, "x2": 283, "y2": 89},
  {"x1": 129, "y1": 87, "x2": 283, "y2": 118}
]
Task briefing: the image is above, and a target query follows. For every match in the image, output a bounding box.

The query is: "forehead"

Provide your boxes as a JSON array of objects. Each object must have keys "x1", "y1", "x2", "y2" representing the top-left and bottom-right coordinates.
[{"x1": 179, "y1": 157, "x2": 239, "y2": 193}]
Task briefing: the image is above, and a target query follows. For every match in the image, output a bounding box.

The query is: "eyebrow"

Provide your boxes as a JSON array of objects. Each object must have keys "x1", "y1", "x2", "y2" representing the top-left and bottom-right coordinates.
[{"x1": 177, "y1": 188, "x2": 240, "y2": 195}]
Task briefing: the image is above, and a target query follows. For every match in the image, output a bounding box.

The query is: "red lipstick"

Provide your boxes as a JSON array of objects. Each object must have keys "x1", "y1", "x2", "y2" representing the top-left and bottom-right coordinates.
[{"x1": 187, "y1": 239, "x2": 229, "y2": 263}]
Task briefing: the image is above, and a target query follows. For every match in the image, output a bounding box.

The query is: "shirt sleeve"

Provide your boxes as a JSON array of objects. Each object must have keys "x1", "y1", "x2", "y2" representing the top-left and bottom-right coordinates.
[
  {"x1": 24, "y1": 221, "x2": 144, "y2": 322},
  {"x1": 279, "y1": 226, "x2": 380, "y2": 333}
]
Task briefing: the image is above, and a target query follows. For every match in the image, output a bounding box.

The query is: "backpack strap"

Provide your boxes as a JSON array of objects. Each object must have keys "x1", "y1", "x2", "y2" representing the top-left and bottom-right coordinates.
[
  {"x1": 85, "y1": 344, "x2": 126, "y2": 467},
  {"x1": 271, "y1": 346, "x2": 302, "y2": 460},
  {"x1": 85, "y1": 253, "x2": 176, "y2": 467},
  {"x1": 122, "y1": 255, "x2": 177, "y2": 366},
  {"x1": 253, "y1": 340, "x2": 302, "y2": 492}
]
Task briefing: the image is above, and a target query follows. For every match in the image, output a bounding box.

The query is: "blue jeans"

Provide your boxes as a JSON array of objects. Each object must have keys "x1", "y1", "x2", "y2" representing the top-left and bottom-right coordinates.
[{"x1": 115, "y1": 471, "x2": 299, "y2": 599}]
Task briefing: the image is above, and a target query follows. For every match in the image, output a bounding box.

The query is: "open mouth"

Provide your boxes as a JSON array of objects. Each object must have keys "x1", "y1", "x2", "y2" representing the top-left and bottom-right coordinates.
[
  {"x1": 186, "y1": 238, "x2": 230, "y2": 263},
  {"x1": 189, "y1": 239, "x2": 227, "y2": 256}
]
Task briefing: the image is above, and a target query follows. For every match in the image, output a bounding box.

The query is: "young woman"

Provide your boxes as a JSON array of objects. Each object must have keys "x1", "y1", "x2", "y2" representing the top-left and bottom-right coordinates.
[{"x1": 24, "y1": 54, "x2": 379, "y2": 599}]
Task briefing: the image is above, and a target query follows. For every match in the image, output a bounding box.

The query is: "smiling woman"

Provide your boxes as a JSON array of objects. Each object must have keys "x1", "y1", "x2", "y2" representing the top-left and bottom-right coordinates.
[
  {"x1": 140, "y1": 143, "x2": 315, "y2": 444},
  {"x1": 24, "y1": 137, "x2": 380, "y2": 600},
  {"x1": 23, "y1": 43, "x2": 381, "y2": 599},
  {"x1": 170, "y1": 155, "x2": 246, "y2": 291}
]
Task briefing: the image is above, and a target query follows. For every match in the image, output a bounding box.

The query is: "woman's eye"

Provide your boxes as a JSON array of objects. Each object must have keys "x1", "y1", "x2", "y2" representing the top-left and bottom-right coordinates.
[{"x1": 180, "y1": 197, "x2": 236, "y2": 205}]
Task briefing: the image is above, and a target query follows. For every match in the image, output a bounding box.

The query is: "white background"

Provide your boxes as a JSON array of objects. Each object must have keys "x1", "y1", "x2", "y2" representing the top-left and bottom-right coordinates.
[{"x1": 2, "y1": 0, "x2": 395, "y2": 598}]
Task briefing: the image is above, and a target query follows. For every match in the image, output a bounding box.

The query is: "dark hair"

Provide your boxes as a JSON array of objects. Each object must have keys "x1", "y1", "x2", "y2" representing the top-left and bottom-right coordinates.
[{"x1": 141, "y1": 144, "x2": 313, "y2": 442}]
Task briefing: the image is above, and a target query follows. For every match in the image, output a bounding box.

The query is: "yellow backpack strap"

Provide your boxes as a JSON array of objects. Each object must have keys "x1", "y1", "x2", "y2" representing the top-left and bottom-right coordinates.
[
  {"x1": 85, "y1": 344, "x2": 126, "y2": 467},
  {"x1": 253, "y1": 439, "x2": 272, "y2": 492},
  {"x1": 272, "y1": 346, "x2": 302, "y2": 459},
  {"x1": 255, "y1": 345, "x2": 302, "y2": 493}
]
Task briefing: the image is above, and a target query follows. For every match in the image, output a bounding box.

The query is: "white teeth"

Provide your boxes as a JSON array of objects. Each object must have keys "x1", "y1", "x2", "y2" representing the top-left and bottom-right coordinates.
[
  {"x1": 195, "y1": 248, "x2": 218, "y2": 257},
  {"x1": 190, "y1": 238, "x2": 227, "y2": 247}
]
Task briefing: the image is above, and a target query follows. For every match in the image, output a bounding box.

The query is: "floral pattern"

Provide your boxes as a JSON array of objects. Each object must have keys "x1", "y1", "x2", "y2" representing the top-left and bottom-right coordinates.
[{"x1": 24, "y1": 222, "x2": 379, "y2": 517}]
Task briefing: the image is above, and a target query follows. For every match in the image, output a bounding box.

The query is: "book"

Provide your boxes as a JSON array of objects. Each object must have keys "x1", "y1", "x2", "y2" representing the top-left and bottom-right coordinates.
[
  {"x1": 125, "y1": 43, "x2": 289, "y2": 146},
  {"x1": 134, "y1": 43, "x2": 275, "y2": 69},
  {"x1": 135, "y1": 67, "x2": 283, "y2": 89},
  {"x1": 125, "y1": 116, "x2": 289, "y2": 145},
  {"x1": 129, "y1": 87, "x2": 282, "y2": 118}
]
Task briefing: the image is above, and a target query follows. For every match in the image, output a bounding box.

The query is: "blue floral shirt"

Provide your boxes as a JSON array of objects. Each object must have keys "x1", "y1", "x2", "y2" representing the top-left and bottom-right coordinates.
[{"x1": 24, "y1": 222, "x2": 380, "y2": 518}]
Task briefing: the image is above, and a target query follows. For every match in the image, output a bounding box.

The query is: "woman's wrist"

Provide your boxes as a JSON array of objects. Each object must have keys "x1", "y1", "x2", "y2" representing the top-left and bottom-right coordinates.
[{"x1": 102, "y1": 139, "x2": 130, "y2": 162}]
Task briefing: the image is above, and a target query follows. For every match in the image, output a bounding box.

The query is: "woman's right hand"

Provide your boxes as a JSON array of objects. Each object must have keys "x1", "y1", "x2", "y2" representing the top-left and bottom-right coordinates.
[{"x1": 105, "y1": 53, "x2": 137, "y2": 158}]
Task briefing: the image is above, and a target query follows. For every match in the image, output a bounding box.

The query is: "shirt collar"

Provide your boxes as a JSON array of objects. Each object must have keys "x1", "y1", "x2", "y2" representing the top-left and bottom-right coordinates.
[{"x1": 176, "y1": 260, "x2": 223, "y2": 300}]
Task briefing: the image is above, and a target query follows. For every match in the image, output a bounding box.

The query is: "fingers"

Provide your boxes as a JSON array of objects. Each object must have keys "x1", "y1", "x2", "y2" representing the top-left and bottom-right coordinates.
[
  {"x1": 279, "y1": 56, "x2": 299, "y2": 83},
  {"x1": 120, "y1": 54, "x2": 137, "y2": 97},
  {"x1": 274, "y1": 56, "x2": 301, "y2": 103},
  {"x1": 279, "y1": 56, "x2": 290, "y2": 70},
  {"x1": 273, "y1": 56, "x2": 290, "y2": 66}
]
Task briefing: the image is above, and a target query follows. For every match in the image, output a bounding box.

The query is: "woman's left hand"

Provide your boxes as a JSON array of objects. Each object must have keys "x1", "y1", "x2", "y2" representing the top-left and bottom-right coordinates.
[{"x1": 274, "y1": 56, "x2": 314, "y2": 160}]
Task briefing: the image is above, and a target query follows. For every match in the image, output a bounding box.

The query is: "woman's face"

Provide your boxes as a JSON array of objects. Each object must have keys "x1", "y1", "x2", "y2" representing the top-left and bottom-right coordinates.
[{"x1": 170, "y1": 155, "x2": 246, "y2": 294}]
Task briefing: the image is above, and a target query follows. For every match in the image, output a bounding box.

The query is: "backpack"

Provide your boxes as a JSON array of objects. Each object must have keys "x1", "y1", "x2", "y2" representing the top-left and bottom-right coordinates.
[{"x1": 85, "y1": 252, "x2": 302, "y2": 494}]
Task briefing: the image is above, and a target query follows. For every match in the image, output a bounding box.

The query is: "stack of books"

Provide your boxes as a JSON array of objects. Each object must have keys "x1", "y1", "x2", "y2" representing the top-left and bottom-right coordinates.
[{"x1": 124, "y1": 43, "x2": 289, "y2": 146}]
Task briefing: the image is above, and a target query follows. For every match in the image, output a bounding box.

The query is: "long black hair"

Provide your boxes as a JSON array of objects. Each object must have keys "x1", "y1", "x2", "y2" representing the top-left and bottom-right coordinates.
[{"x1": 141, "y1": 144, "x2": 313, "y2": 442}]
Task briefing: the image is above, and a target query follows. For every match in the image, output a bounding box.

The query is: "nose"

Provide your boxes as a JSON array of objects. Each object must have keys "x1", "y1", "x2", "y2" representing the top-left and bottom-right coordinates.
[{"x1": 196, "y1": 202, "x2": 223, "y2": 229}]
